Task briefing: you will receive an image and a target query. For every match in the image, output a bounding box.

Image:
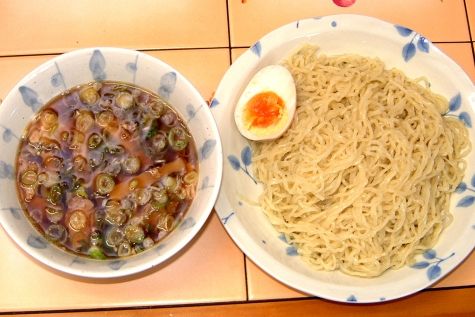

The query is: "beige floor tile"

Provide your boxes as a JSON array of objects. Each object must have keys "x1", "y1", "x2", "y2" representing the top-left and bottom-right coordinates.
[
  {"x1": 229, "y1": 0, "x2": 470, "y2": 46},
  {"x1": 0, "y1": 0, "x2": 228, "y2": 56},
  {"x1": 246, "y1": 258, "x2": 306, "y2": 301},
  {"x1": 0, "y1": 213, "x2": 246, "y2": 312}
]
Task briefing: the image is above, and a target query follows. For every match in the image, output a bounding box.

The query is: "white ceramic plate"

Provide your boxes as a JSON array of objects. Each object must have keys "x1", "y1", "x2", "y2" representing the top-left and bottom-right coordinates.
[{"x1": 211, "y1": 14, "x2": 475, "y2": 303}]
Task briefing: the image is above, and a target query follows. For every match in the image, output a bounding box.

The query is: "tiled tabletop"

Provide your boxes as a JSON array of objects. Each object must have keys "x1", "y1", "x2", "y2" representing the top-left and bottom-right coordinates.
[{"x1": 1, "y1": 0, "x2": 474, "y2": 314}]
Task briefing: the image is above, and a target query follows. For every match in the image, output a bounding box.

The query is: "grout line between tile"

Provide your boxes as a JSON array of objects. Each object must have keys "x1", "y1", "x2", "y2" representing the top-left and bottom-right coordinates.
[
  {"x1": 225, "y1": 0, "x2": 233, "y2": 66},
  {"x1": 244, "y1": 255, "x2": 249, "y2": 301},
  {"x1": 463, "y1": 0, "x2": 475, "y2": 67},
  {"x1": 3, "y1": 285, "x2": 475, "y2": 315},
  {"x1": 0, "y1": 47, "x2": 232, "y2": 59}
]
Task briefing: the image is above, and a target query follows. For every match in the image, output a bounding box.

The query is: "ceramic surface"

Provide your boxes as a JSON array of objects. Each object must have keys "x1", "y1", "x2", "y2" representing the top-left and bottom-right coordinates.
[
  {"x1": 212, "y1": 15, "x2": 475, "y2": 303},
  {"x1": 0, "y1": 47, "x2": 223, "y2": 278}
]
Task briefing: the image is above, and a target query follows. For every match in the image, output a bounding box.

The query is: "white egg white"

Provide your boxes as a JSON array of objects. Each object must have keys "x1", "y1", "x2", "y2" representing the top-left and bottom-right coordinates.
[{"x1": 234, "y1": 64, "x2": 296, "y2": 141}]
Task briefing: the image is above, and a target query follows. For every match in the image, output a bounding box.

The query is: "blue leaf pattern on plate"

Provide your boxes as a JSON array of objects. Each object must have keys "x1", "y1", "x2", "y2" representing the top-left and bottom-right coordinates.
[
  {"x1": 109, "y1": 260, "x2": 126, "y2": 270},
  {"x1": 331, "y1": 21, "x2": 337, "y2": 27},
  {"x1": 278, "y1": 233, "x2": 288, "y2": 243},
  {"x1": 417, "y1": 36, "x2": 430, "y2": 53},
  {"x1": 209, "y1": 98, "x2": 220, "y2": 108},
  {"x1": 423, "y1": 249, "x2": 437, "y2": 260},
  {"x1": 199, "y1": 139, "x2": 216, "y2": 161},
  {"x1": 3, "y1": 128, "x2": 12, "y2": 142},
  {"x1": 126, "y1": 54, "x2": 139, "y2": 83},
  {"x1": 186, "y1": 104, "x2": 204, "y2": 123},
  {"x1": 200, "y1": 176, "x2": 210, "y2": 190},
  {"x1": 346, "y1": 295, "x2": 357, "y2": 302},
  {"x1": 27, "y1": 235, "x2": 47, "y2": 249},
  {"x1": 412, "y1": 250, "x2": 454, "y2": 281},
  {"x1": 396, "y1": 26, "x2": 429, "y2": 62},
  {"x1": 286, "y1": 246, "x2": 298, "y2": 256},
  {"x1": 51, "y1": 62, "x2": 66, "y2": 89},
  {"x1": 228, "y1": 147, "x2": 257, "y2": 183},
  {"x1": 0, "y1": 160, "x2": 14, "y2": 179},
  {"x1": 412, "y1": 261, "x2": 430, "y2": 269},
  {"x1": 155, "y1": 244, "x2": 166, "y2": 253},
  {"x1": 221, "y1": 211, "x2": 235, "y2": 225},
  {"x1": 10, "y1": 207, "x2": 21, "y2": 219},
  {"x1": 180, "y1": 217, "x2": 196, "y2": 230},
  {"x1": 449, "y1": 93, "x2": 462, "y2": 112},
  {"x1": 89, "y1": 49, "x2": 106, "y2": 81},
  {"x1": 71, "y1": 257, "x2": 86, "y2": 265},
  {"x1": 126, "y1": 62, "x2": 137, "y2": 73},
  {"x1": 158, "y1": 72, "x2": 177, "y2": 100},
  {"x1": 458, "y1": 112, "x2": 472, "y2": 127},
  {"x1": 241, "y1": 146, "x2": 252, "y2": 166},
  {"x1": 395, "y1": 25, "x2": 413, "y2": 36},
  {"x1": 471, "y1": 175, "x2": 475, "y2": 187},
  {"x1": 457, "y1": 196, "x2": 475, "y2": 207},
  {"x1": 0, "y1": 125, "x2": 18, "y2": 142},
  {"x1": 455, "y1": 182, "x2": 467, "y2": 193},
  {"x1": 250, "y1": 41, "x2": 262, "y2": 57},
  {"x1": 228, "y1": 155, "x2": 241, "y2": 170},
  {"x1": 186, "y1": 104, "x2": 196, "y2": 120},
  {"x1": 19, "y1": 86, "x2": 42, "y2": 112},
  {"x1": 50, "y1": 72, "x2": 64, "y2": 87},
  {"x1": 427, "y1": 265, "x2": 441, "y2": 280},
  {"x1": 402, "y1": 43, "x2": 416, "y2": 62}
]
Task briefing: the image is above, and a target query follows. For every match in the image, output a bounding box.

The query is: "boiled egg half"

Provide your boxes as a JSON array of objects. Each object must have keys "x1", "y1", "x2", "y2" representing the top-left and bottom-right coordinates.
[{"x1": 234, "y1": 65, "x2": 296, "y2": 141}]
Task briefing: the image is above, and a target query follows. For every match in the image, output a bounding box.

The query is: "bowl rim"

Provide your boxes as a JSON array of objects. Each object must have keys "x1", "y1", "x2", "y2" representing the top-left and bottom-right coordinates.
[
  {"x1": 211, "y1": 14, "x2": 475, "y2": 303},
  {"x1": 0, "y1": 46, "x2": 224, "y2": 279}
]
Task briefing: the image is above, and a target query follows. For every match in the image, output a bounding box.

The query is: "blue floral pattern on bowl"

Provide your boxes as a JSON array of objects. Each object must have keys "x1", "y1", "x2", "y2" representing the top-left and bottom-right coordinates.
[{"x1": 0, "y1": 47, "x2": 223, "y2": 279}]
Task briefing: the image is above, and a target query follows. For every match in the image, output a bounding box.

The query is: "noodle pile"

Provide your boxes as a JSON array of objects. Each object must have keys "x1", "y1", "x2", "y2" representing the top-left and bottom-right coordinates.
[{"x1": 252, "y1": 45, "x2": 471, "y2": 277}]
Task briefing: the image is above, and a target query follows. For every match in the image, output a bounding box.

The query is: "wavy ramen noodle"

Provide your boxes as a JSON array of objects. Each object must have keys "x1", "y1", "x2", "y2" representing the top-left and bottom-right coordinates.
[{"x1": 252, "y1": 45, "x2": 470, "y2": 277}]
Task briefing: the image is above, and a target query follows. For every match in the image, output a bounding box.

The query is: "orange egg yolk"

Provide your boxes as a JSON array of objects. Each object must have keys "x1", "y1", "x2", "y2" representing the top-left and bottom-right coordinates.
[{"x1": 244, "y1": 91, "x2": 284, "y2": 128}]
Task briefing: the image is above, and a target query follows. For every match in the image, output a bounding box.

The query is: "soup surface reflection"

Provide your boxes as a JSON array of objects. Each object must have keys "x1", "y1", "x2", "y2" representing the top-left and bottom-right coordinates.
[{"x1": 16, "y1": 81, "x2": 198, "y2": 259}]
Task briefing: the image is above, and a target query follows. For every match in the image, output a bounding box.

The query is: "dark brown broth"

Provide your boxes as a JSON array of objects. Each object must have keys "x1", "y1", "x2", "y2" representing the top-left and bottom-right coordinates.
[{"x1": 16, "y1": 81, "x2": 198, "y2": 259}]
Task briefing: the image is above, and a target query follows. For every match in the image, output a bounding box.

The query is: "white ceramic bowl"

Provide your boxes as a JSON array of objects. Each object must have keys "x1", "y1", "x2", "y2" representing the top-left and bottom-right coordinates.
[
  {"x1": 211, "y1": 14, "x2": 475, "y2": 303},
  {"x1": 0, "y1": 47, "x2": 222, "y2": 278}
]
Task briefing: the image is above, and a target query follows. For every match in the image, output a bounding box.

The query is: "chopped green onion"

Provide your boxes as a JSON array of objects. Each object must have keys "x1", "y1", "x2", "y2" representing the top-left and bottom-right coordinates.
[
  {"x1": 143, "y1": 237, "x2": 154, "y2": 249},
  {"x1": 156, "y1": 213, "x2": 174, "y2": 231},
  {"x1": 106, "y1": 227, "x2": 124, "y2": 247},
  {"x1": 125, "y1": 224, "x2": 145, "y2": 243},
  {"x1": 73, "y1": 155, "x2": 87, "y2": 172},
  {"x1": 151, "y1": 189, "x2": 168, "y2": 210},
  {"x1": 116, "y1": 92, "x2": 134, "y2": 109},
  {"x1": 183, "y1": 171, "x2": 198, "y2": 185},
  {"x1": 47, "y1": 184, "x2": 63, "y2": 205},
  {"x1": 21, "y1": 170, "x2": 37, "y2": 186},
  {"x1": 75, "y1": 110, "x2": 95, "y2": 132},
  {"x1": 96, "y1": 110, "x2": 116, "y2": 127},
  {"x1": 88, "y1": 133, "x2": 102, "y2": 149},
  {"x1": 46, "y1": 224, "x2": 67, "y2": 242},
  {"x1": 39, "y1": 109, "x2": 58, "y2": 131},
  {"x1": 79, "y1": 86, "x2": 99, "y2": 105},
  {"x1": 45, "y1": 207, "x2": 64, "y2": 223},
  {"x1": 95, "y1": 173, "x2": 115, "y2": 195},
  {"x1": 152, "y1": 132, "x2": 168, "y2": 152},
  {"x1": 122, "y1": 156, "x2": 141, "y2": 174},
  {"x1": 168, "y1": 126, "x2": 189, "y2": 151},
  {"x1": 106, "y1": 145, "x2": 124, "y2": 155},
  {"x1": 88, "y1": 246, "x2": 106, "y2": 260},
  {"x1": 117, "y1": 241, "x2": 131, "y2": 256}
]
